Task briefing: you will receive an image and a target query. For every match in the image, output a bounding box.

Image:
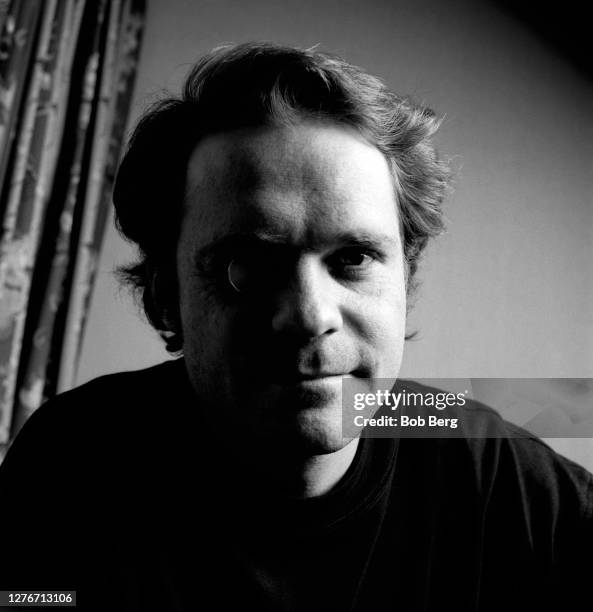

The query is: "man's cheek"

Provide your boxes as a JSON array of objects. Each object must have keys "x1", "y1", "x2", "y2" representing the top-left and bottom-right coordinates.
[
  {"x1": 366, "y1": 297, "x2": 406, "y2": 335},
  {"x1": 371, "y1": 305, "x2": 406, "y2": 368}
]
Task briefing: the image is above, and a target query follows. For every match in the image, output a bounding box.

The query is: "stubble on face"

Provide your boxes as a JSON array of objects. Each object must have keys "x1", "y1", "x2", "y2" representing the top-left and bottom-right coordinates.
[{"x1": 176, "y1": 122, "x2": 407, "y2": 455}]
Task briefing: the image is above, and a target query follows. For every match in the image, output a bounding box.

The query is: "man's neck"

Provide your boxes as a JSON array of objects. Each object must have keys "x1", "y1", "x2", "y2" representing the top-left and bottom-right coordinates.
[
  {"x1": 278, "y1": 437, "x2": 361, "y2": 498},
  {"x1": 221, "y1": 436, "x2": 361, "y2": 499}
]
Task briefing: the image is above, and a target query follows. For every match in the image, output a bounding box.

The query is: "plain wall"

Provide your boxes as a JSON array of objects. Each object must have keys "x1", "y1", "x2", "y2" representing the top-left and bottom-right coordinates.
[{"x1": 75, "y1": 0, "x2": 593, "y2": 466}]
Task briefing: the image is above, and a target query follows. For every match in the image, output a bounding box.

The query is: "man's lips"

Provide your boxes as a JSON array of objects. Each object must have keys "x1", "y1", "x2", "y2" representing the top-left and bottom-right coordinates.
[
  {"x1": 247, "y1": 361, "x2": 367, "y2": 385},
  {"x1": 271, "y1": 372, "x2": 348, "y2": 384}
]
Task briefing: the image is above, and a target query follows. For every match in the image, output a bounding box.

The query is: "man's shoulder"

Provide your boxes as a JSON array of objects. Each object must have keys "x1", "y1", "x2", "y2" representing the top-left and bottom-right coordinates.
[
  {"x1": 396, "y1": 378, "x2": 593, "y2": 513},
  {"x1": 32, "y1": 358, "x2": 186, "y2": 422},
  {"x1": 1, "y1": 359, "x2": 189, "y2": 468},
  {"x1": 58, "y1": 358, "x2": 185, "y2": 403}
]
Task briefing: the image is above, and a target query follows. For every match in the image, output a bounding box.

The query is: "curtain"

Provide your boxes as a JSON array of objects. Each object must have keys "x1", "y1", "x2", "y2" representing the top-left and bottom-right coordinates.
[{"x1": 0, "y1": 0, "x2": 145, "y2": 460}]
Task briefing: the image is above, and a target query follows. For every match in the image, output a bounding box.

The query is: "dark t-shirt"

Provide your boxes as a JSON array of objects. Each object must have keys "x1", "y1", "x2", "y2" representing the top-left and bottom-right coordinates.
[{"x1": 0, "y1": 359, "x2": 591, "y2": 611}]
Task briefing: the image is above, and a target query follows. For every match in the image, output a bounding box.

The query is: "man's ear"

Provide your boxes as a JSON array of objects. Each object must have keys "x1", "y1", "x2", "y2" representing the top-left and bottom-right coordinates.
[
  {"x1": 403, "y1": 260, "x2": 420, "y2": 340},
  {"x1": 149, "y1": 264, "x2": 182, "y2": 336},
  {"x1": 403, "y1": 259, "x2": 414, "y2": 301}
]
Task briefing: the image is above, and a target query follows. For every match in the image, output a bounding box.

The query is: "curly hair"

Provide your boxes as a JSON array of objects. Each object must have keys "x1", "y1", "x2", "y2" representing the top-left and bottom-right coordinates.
[{"x1": 113, "y1": 42, "x2": 451, "y2": 353}]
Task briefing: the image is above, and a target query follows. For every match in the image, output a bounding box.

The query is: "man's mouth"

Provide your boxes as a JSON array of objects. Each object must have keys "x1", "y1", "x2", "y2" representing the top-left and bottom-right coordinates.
[
  {"x1": 271, "y1": 371, "x2": 347, "y2": 385},
  {"x1": 241, "y1": 346, "x2": 361, "y2": 387}
]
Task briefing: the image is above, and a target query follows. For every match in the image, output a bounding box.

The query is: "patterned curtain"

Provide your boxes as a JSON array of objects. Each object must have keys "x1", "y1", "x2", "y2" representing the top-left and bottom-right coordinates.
[{"x1": 0, "y1": 0, "x2": 145, "y2": 460}]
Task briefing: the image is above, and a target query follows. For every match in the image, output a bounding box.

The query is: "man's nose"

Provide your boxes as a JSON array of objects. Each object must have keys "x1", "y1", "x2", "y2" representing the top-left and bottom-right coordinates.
[{"x1": 271, "y1": 259, "x2": 343, "y2": 339}]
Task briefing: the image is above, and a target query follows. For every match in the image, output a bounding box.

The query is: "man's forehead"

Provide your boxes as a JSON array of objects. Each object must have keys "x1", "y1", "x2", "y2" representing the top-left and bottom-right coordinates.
[
  {"x1": 181, "y1": 124, "x2": 401, "y2": 246},
  {"x1": 186, "y1": 123, "x2": 392, "y2": 192},
  {"x1": 185, "y1": 135, "x2": 272, "y2": 198}
]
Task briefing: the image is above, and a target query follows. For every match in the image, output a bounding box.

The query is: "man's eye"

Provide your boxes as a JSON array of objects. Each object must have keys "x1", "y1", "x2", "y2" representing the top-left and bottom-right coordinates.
[
  {"x1": 327, "y1": 248, "x2": 380, "y2": 281},
  {"x1": 225, "y1": 247, "x2": 291, "y2": 293},
  {"x1": 226, "y1": 250, "x2": 268, "y2": 292},
  {"x1": 331, "y1": 248, "x2": 375, "y2": 268}
]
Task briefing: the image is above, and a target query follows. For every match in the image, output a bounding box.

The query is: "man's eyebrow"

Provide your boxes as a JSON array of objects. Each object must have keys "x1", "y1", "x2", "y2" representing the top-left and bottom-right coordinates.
[
  {"x1": 195, "y1": 232, "x2": 287, "y2": 259},
  {"x1": 195, "y1": 230, "x2": 399, "y2": 260},
  {"x1": 331, "y1": 231, "x2": 399, "y2": 250}
]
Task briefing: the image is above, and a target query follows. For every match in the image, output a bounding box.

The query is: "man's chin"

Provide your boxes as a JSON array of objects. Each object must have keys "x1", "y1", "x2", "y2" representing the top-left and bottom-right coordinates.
[
  {"x1": 244, "y1": 379, "x2": 351, "y2": 454},
  {"x1": 286, "y1": 408, "x2": 351, "y2": 455}
]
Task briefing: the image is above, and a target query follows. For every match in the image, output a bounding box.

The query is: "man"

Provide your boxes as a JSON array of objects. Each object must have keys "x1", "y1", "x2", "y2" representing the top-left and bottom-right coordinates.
[{"x1": 0, "y1": 43, "x2": 591, "y2": 611}]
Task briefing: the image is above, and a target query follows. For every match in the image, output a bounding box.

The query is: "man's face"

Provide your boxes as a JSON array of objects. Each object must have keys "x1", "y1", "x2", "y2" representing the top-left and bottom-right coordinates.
[{"x1": 176, "y1": 122, "x2": 406, "y2": 455}]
